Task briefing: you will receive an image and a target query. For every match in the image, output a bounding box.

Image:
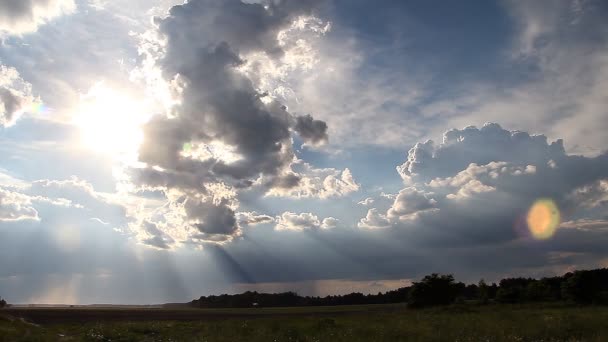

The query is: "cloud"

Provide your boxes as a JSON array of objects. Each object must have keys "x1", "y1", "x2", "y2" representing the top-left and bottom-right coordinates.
[
  {"x1": 267, "y1": 163, "x2": 359, "y2": 199},
  {"x1": 358, "y1": 208, "x2": 390, "y2": 229},
  {"x1": 237, "y1": 211, "x2": 275, "y2": 226},
  {"x1": 0, "y1": 187, "x2": 39, "y2": 221},
  {"x1": 437, "y1": 0, "x2": 608, "y2": 156},
  {"x1": 294, "y1": 114, "x2": 328, "y2": 146},
  {"x1": 360, "y1": 123, "x2": 608, "y2": 245},
  {"x1": 0, "y1": 65, "x2": 34, "y2": 127},
  {"x1": 0, "y1": 173, "x2": 129, "y2": 236},
  {"x1": 0, "y1": 4, "x2": 147, "y2": 125},
  {"x1": 26, "y1": 177, "x2": 127, "y2": 225},
  {"x1": 566, "y1": 180, "x2": 608, "y2": 210},
  {"x1": 0, "y1": 0, "x2": 75, "y2": 35},
  {"x1": 386, "y1": 187, "x2": 438, "y2": 221},
  {"x1": 275, "y1": 211, "x2": 337, "y2": 231},
  {"x1": 321, "y1": 217, "x2": 339, "y2": 229},
  {"x1": 123, "y1": 0, "x2": 334, "y2": 248},
  {"x1": 140, "y1": 220, "x2": 175, "y2": 250},
  {"x1": 358, "y1": 197, "x2": 374, "y2": 206},
  {"x1": 397, "y1": 123, "x2": 566, "y2": 183}
]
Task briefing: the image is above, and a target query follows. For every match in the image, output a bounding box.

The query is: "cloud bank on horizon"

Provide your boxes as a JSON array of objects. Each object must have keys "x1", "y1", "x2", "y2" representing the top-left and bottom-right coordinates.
[{"x1": 0, "y1": 0, "x2": 607, "y2": 304}]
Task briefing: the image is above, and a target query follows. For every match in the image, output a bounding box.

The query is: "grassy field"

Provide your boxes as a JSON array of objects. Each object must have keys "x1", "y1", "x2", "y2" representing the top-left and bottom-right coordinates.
[{"x1": 2, "y1": 303, "x2": 608, "y2": 341}]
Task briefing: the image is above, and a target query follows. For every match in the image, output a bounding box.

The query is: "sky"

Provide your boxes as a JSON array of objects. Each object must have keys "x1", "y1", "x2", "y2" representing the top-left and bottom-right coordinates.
[{"x1": 0, "y1": 0, "x2": 607, "y2": 304}]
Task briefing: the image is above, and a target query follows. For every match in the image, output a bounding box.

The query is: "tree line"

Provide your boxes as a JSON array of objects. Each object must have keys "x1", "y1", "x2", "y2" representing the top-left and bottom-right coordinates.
[{"x1": 190, "y1": 268, "x2": 608, "y2": 309}]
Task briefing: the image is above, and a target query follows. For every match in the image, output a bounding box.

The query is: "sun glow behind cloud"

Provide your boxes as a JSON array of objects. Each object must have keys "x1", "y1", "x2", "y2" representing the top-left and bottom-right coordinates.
[{"x1": 72, "y1": 82, "x2": 149, "y2": 160}]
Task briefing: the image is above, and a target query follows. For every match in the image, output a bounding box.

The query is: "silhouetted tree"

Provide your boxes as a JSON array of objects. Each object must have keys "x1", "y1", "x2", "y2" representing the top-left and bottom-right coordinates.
[
  {"x1": 408, "y1": 274, "x2": 460, "y2": 308},
  {"x1": 496, "y1": 278, "x2": 535, "y2": 303},
  {"x1": 525, "y1": 279, "x2": 556, "y2": 302},
  {"x1": 561, "y1": 269, "x2": 608, "y2": 304},
  {"x1": 188, "y1": 268, "x2": 608, "y2": 309},
  {"x1": 478, "y1": 279, "x2": 490, "y2": 304},
  {"x1": 0, "y1": 297, "x2": 6, "y2": 308}
]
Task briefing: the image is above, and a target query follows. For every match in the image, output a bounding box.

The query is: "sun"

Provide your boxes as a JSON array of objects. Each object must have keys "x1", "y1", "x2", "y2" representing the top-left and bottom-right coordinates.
[{"x1": 73, "y1": 83, "x2": 148, "y2": 159}]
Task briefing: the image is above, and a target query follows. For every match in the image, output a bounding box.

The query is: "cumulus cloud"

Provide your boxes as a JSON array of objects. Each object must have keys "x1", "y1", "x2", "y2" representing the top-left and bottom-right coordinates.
[
  {"x1": 275, "y1": 211, "x2": 337, "y2": 231},
  {"x1": 124, "y1": 0, "x2": 334, "y2": 247},
  {"x1": 267, "y1": 163, "x2": 359, "y2": 199},
  {"x1": 397, "y1": 123, "x2": 566, "y2": 183},
  {"x1": 0, "y1": 65, "x2": 35, "y2": 127},
  {"x1": 0, "y1": 0, "x2": 75, "y2": 35},
  {"x1": 387, "y1": 187, "x2": 438, "y2": 221},
  {"x1": 361, "y1": 123, "x2": 608, "y2": 244},
  {"x1": 358, "y1": 208, "x2": 390, "y2": 229},
  {"x1": 0, "y1": 187, "x2": 39, "y2": 221}
]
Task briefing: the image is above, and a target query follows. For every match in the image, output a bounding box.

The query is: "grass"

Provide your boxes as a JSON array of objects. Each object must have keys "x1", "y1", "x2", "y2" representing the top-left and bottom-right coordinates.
[{"x1": 2, "y1": 303, "x2": 608, "y2": 341}]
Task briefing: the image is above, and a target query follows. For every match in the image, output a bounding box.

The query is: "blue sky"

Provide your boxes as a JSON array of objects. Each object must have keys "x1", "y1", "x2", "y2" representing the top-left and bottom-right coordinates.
[{"x1": 1, "y1": 0, "x2": 607, "y2": 304}]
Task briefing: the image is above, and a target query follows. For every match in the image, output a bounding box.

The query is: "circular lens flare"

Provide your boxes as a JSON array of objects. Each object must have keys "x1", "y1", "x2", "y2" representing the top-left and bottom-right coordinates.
[{"x1": 527, "y1": 199, "x2": 560, "y2": 240}]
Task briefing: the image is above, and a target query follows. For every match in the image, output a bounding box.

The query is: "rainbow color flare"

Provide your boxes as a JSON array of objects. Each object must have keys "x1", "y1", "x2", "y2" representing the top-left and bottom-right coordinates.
[
  {"x1": 29, "y1": 102, "x2": 50, "y2": 116},
  {"x1": 526, "y1": 199, "x2": 560, "y2": 240}
]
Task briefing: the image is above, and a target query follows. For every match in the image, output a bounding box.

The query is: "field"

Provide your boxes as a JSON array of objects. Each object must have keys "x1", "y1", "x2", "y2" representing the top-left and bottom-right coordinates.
[{"x1": 2, "y1": 303, "x2": 608, "y2": 341}]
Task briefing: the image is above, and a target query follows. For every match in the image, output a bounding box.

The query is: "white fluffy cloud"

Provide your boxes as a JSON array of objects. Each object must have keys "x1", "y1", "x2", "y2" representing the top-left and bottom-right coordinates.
[
  {"x1": 267, "y1": 164, "x2": 359, "y2": 199},
  {"x1": 358, "y1": 208, "x2": 390, "y2": 229},
  {"x1": 0, "y1": 187, "x2": 39, "y2": 221},
  {"x1": 387, "y1": 187, "x2": 438, "y2": 221},
  {"x1": 275, "y1": 211, "x2": 338, "y2": 231},
  {"x1": 0, "y1": 0, "x2": 75, "y2": 35}
]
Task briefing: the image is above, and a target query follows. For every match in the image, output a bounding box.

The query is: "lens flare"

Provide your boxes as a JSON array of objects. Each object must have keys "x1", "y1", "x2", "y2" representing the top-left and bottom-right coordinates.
[
  {"x1": 30, "y1": 101, "x2": 50, "y2": 115},
  {"x1": 526, "y1": 199, "x2": 560, "y2": 240}
]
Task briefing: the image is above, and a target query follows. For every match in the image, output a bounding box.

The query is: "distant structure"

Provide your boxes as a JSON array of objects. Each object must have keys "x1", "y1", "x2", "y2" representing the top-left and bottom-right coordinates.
[{"x1": 0, "y1": 297, "x2": 7, "y2": 308}]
